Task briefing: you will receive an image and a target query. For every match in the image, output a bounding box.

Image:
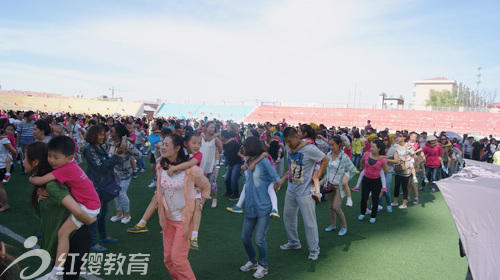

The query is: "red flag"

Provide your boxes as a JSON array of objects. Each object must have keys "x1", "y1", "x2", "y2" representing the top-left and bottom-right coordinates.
[
  {"x1": 122, "y1": 109, "x2": 125, "y2": 111},
  {"x1": 200, "y1": 112, "x2": 205, "y2": 115},
  {"x1": 218, "y1": 113, "x2": 220, "y2": 117},
  {"x1": 14, "y1": 103, "x2": 18, "y2": 106},
  {"x1": 107, "y1": 108, "x2": 110, "y2": 111},
  {"x1": 68, "y1": 105, "x2": 72, "y2": 109},
  {"x1": 188, "y1": 111, "x2": 192, "y2": 114},
  {"x1": 230, "y1": 114, "x2": 233, "y2": 116},
  {"x1": 44, "y1": 104, "x2": 47, "y2": 107},
  {"x1": 88, "y1": 108, "x2": 90, "y2": 111},
  {"x1": 210, "y1": 112, "x2": 213, "y2": 115}
]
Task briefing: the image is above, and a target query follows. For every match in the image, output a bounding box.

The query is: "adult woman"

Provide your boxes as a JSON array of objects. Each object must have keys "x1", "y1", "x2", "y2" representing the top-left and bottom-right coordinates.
[
  {"x1": 359, "y1": 139, "x2": 388, "y2": 223},
  {"x1": 379, "y1": 136, "x2": 398, "y2": 213},
  {"x1": 322, "y1": 136, "x2": 357, "y2": 236},
  {"x1": 392, "y1": 132, "x2": 412, "y2": 209},
  {"x1": 420, "y1": 135, "x2": 443, "y2": 193},
  {"x1": 0, "y1": 134, "x2": 17, "y2": 212},
  {"x1": 33, "y1": 119, "x2": 52, "y2": 143},
  {"x1": 26, "y1": 142, "x2": 95, "y2": 279},
  {"x1": 156, "y1": 134, "x2": 210, "y2": 279},
  {"x1": 107, "y1": 123, "x2": 141, "y2": 224},
  {"x1": 239, "y1": 136, "x2": 281, "y2": 279},
  {"x1": 83, "y1": 125, "x2": 122, "y2": 252},
  {"x1": 199, "y1": 121, "x2": 222, "y2": 208}
]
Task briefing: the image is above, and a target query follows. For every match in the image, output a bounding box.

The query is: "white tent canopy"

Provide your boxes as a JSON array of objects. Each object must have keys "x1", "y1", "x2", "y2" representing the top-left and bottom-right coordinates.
[{"x1": 437, "y1": 160, "x2": 500, "y2": 280}]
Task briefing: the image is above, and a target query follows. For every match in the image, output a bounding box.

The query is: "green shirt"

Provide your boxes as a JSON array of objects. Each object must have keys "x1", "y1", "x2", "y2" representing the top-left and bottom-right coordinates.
[{"x1": 35, "y1": 181, "x2": 73, "y2": 260}]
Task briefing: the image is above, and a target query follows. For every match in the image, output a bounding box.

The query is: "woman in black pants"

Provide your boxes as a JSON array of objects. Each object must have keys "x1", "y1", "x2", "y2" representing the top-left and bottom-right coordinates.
[
  {"x1": 359, "y1": 139, "x2": 388, "y2": 224},
  {"x1": 392, "y1": 133, "x2": 413, "y2": 209}
]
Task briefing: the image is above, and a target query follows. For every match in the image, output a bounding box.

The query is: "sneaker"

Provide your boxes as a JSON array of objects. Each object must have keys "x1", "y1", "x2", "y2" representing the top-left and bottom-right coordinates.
[
  {"x1": 140, "y1": 169, "x2": 146, "y2": 173},
  {"x1": 413, "y1": 198, "x2": 419, "y2": 205},
  {"x1": 391, "y1": 202, "x2": 398, "y2": 207},
  {"x1": 226, "y1": 205, "x2": 243, "y2": 214},
  {"x1": 229, "y1": 196, "x2": 240, "y2": 201},
  {"x1": 424, "y1": 177, "x2": 429, "y2": 183},
  {"x1": 431, "y1": 187, "x2": 436, "y2": 193},
  {"x1": 240, "y1": 261, "x2": 258, "y2": 272},
  {"x1": 110, "y1": 215, "x2": 123, "y2": 222},
  {"x1": 253, "y1": 265, "x2": 268, "y2": 279},
  {"x1": 311, "y1": 192, "x2": 321, "y2": 204},
  {"x1": 121, "y1": 216, "x2": 132, "y2": 224},
  {"x1": 148, "y1": 180, "x2": 157, "y2": 189},
  {"x1": 418, "y1": 187, "x2": 425, "y2": 191},
  {"x1": 222, "y1": 193, "x2": 232, "y2": 198},
  {"x1": 365, "y1": 208, "x2": 372, "y2": 215},
  {"x1": 387, "y1": 206, "x2": 393, "y2": 213},
  {"x1": 270, "y1": 209, "x2": 280, "y2": 218},
  {"x1": 398, "y1": 205, "x2": 407, "y2": 209},
  {"x1": 127, "y1": 224, "x2": 148, "y2": 233},
  {"x1": 190, "y1": 237, "x2": 199, "y2": 250},
  {"x1": 2, "y1": 174, "x2": 10, "y2": 183},
  {"x1": 211, "y1": 199, "x2": 218, "y2": 208},
  {"x1": 90, "y1": 245, "x2": 107, "y2": 252},
  {"x1": 369, "y1": 218, "x2": 376, "y2": 223},
  {"x1": 132, "y1": 171, "x2": 138, "y2": 179},
  {"x1": 346, "y1": 198, "x2": 353, "y2": 207},
  {"x1": 308, "y1": 251, "x2": 320, "y2": 260},
  {"x1": 325, "y1": 225, "x2": 336, "y2": 232},
  {"x1": 377, "y1": 205, "x2": 383, "y2": 211},
  {"x1": 280, "y1": 243, "x2": 301, "y2": 250},
  {"x1": 413, "y1": 178, "x2": 418, "y2": 183},
  {"x1": 358, "y1": 214, "x2": 365, "y2": 221},
  {"x1": 338, "y1": 228, "x2": 347, "y2": 236},
  {"x1": 351, "y1": 186, "x2": 360, "y2": 192}
]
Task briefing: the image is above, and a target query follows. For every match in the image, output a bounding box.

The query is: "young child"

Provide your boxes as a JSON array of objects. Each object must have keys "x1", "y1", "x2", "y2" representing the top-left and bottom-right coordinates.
[
  {"x1": 127, "y1": 133, "x2": 207, "y2": 250},
  {"x1": 2, "y1": 124, "x2": 17, "y2": 183},
  {"x1": 29, "y1": 136, "x2": 100, "y2": 278},
  {"x1": 226, "y1": 150, "x2": 280, "y2": 218}
]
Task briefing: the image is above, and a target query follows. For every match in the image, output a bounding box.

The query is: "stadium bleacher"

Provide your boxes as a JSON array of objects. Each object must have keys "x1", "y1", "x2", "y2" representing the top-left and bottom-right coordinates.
[
  {"x1": 155, "y1": 103, "x2": 255, "y2": 121},
  {"x1": 244, "y1": 106, "x2": 500, "y2": 137},
  {"x1": 0, "y1": 94, "x2": 144, "y2": 117}
]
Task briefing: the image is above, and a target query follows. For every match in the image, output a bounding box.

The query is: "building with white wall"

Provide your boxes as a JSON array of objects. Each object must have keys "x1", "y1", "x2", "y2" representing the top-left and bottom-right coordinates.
[{"x1": 411, "y1": 77, "x2": 486, "y2": 109}]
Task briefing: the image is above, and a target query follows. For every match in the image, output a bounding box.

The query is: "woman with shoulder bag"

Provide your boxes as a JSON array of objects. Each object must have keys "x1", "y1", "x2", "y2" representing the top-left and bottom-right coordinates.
[
  {"x1": 392, "y1": 132, "x2": 412, "y2": 209},
  {"x1": 321, "y1": 136, "x2": 357, "y2": 236},
  {"x1": 83, "y1": 125, "x2": 122, "y2": 252}
]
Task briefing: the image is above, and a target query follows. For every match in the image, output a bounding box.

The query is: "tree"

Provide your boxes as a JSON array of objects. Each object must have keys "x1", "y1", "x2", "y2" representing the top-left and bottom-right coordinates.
[{"x1": 425, "y1": 89, "x2": 459, "y2": 107}]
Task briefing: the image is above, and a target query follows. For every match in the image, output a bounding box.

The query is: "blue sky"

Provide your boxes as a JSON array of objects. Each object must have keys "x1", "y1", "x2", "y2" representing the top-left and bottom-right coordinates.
[{"x1": 1, "y1": 0, "x2": 499, "y2": 105}]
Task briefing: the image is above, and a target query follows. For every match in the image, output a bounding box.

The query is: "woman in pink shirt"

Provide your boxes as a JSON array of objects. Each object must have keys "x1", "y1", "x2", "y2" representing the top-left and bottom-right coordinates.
[
  {"x1": 419, "y1": 135, "x2": 444, "y2": 193},
  {"x1": 359, "y1": 139, "x2": 388, "y2": 223},
  {"x1": 156, "y1": 134, "x2": 210, "y2": 280}
]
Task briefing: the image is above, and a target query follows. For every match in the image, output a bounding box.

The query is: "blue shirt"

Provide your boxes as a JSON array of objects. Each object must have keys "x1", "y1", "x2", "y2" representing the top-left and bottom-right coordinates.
[
  {"x1": 244, "y1": 157, "x2": 281, "y2": 218},
  {"x1": 147, "y1": 133, "x2": 162, "y2": 152}
]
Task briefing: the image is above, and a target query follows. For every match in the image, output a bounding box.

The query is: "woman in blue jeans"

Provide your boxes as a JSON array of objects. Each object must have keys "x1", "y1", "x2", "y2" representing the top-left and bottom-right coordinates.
[
  {"x1": 239, "y1": 136, "x2": 281, "y2": 279},
  {"x1": 83, "y1": 125, "x2": 121, "y2": 252}
]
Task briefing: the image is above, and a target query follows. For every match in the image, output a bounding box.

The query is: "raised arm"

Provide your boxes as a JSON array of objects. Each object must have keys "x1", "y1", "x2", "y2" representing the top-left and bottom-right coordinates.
[{"x1": 29, "y1": 173, "x2": 56, "y2": 186}]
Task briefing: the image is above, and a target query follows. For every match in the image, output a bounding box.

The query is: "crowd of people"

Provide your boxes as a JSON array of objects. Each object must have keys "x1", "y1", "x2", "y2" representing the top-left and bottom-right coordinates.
[{"x1": 0, "y1": 109, "x2": 498, "y2": 279}]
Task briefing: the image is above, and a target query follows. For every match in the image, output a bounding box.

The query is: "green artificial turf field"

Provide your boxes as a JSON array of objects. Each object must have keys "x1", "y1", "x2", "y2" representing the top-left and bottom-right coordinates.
[{"x1": 0, "y1": 157, "x2": 468, "y2": 280}]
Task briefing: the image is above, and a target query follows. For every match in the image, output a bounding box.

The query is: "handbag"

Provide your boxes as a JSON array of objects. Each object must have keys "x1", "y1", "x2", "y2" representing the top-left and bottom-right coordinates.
[
  {"x1": 394, "y1": 149, "x2": 407, "y2": 173},
  {"x1": 322, "y1": 183, "x2": 335, "y2": 194},
  {"x1": 321, "y1": 154, "x2": 341, "y2": 194},
  {"x1": 98, "y1": 181, "x2": 122, "y2": 202}
]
